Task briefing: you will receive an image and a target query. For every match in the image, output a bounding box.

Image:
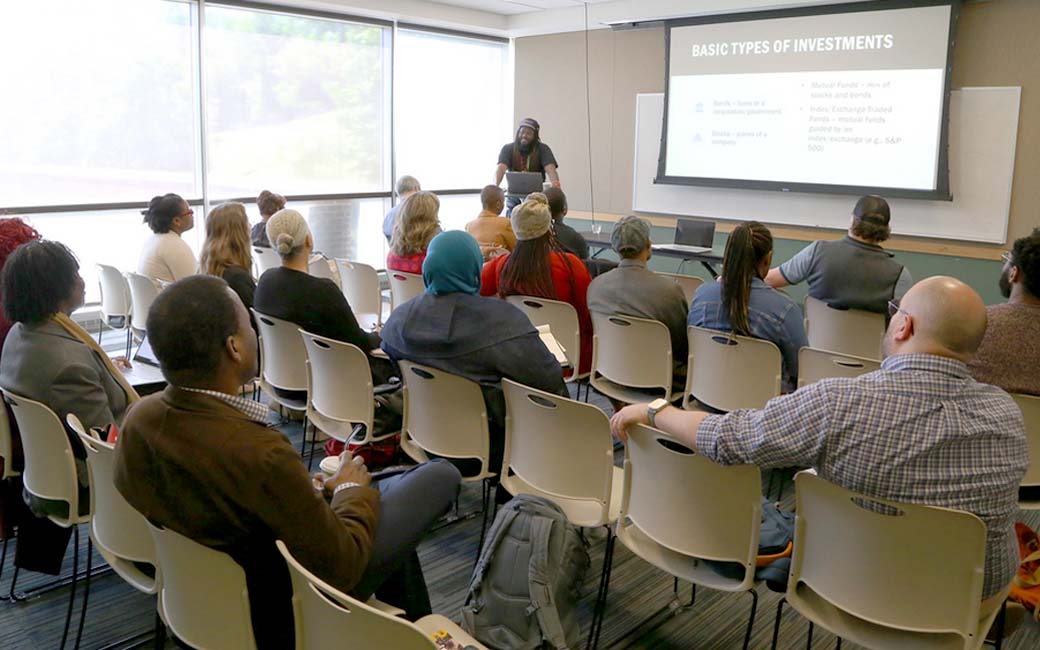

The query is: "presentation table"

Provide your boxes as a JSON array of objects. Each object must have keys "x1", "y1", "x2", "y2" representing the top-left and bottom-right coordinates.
[{"x1": 578, "y1": 230, "x2": 723, "y2": 277}]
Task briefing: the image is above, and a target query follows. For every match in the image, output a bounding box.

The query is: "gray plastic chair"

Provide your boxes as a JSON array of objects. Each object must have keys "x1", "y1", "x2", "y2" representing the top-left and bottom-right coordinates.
[
  {"x1": 589, "y1": 312, "x2": 673, "y2": 404},
  {"x1": 684, "y1": 326, "x2": 782, "y2": 412},
  {"x1": 804, "y1": 296, "x2": 885, "y2": 361}
]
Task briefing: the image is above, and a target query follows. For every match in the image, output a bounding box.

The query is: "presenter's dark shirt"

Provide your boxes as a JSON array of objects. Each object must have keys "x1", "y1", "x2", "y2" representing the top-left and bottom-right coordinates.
[{"x1": 497, "y1": 142, "x2": 558, "y2": 180}]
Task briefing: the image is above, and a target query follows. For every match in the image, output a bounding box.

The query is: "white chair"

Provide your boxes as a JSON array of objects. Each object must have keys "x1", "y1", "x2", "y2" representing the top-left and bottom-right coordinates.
[
  {"x1": 95, "y1": 263, "x2": 134, "y2": 357},
  {"x1": 617, "y1": 424, "x2": 763, "y2": 650},
  {"x1": 803, "y1": 296, "x2": 886, "y2": 361},
  {"x1": 336, "y1": 259, "x2": 384, "y2": 331},
  {"x1": 397, "y1": 361, "x2": 496, "y2": 542},
  {"x1": 309, "y1": 253, "x2": 341, "y2": 287},
  {"x1": 797, "y1": 347, "x2": 881, "y2": 388},
  {"x1": 589, "y1": 312, "x2": 673, "y2": 404},
  {"x1": 252, "y1": 311, "x2": 311, "y2": 458},
  {"x1": 276, "y1": 540, "x2": 488, "y2": 650},
  {"x1": 300, "y1": 330, "x2": 397, "y2": 447},
  {"x1": 149, "y1": 524, "x2": 256, "y2": 650},
  {"x1": 252, "y1": 246, "x2": 281, "y2": 278},
  {"x1": 506, "y1": 295, "x2": 587, "y2": 382},
  {"x1": 388, "y1": 270, "x2": 425, "y2": 311},
  {"x1": 1015, "y1": 393, "x2": 1040, "y2": 509},
  {"x1": 775, "y1": 472, "x2": 1002, "y2": 650},
  {"x1": 684, "y1": 326, "x2": 782, "y2": 412},
  {"x1": 70, "y1": 416, "x2": 165, "y2": 647},
  {"x1": 1, "y1": 390, "x2": 92, "y2": 649},
  {"x1": 500, "y1": 378, "x2": 622, "y2": 649},
  {"x1": 124, "y1": 272, "x2": 162, "y2": 342},
  {"x1": 657, "y1": 271, "x2": 704, "y2": 303}
]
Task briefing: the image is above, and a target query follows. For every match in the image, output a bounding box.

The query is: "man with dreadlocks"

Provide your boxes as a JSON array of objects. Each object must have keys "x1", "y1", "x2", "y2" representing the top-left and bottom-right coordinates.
[{"x1": 495, "y1": 117, "x2": 560, "y2": 215}]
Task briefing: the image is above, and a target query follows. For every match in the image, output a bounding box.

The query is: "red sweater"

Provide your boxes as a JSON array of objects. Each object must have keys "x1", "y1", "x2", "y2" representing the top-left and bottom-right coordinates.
[
  {"x1": 481, "y1": 251, "x2": 592, "y2": 374},
  {"x1": 387, "y1": 251, "x2": 426, "y2": 274}
]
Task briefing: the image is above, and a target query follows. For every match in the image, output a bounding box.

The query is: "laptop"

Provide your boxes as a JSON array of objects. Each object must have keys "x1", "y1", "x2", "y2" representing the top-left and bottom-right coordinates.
[
  {"x1": 654, "y1": 218, "x2": 716, "y2": 254},
  {"x1": 114, "y1": 335, "x2": 166, "y2": 387},
  {"x1": 505, "y1": 171, "x2": 543, "y2": 197}
]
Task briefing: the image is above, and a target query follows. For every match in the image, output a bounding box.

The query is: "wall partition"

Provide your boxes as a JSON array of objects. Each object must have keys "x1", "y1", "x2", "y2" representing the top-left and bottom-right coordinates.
[{"x1": 0, "y1": 0, "x2": 510, "y2": 303}]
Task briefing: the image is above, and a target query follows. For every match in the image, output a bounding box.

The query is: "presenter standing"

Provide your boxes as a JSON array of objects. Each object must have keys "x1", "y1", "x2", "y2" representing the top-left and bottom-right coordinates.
[{"x1": 495, "y1": 118, "x2": 560, "y2": 215}]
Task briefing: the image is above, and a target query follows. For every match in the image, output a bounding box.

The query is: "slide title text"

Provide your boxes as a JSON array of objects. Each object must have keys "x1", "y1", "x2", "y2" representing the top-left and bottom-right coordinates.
[{"x1": 691, "y1": 33, "x2": 894, "y2": 58}]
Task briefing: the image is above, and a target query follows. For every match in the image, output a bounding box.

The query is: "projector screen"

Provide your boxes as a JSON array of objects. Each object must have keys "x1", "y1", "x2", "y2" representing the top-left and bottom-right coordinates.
[{"x1": 658, "y1": 0, "x2": 959, "y2": 199}]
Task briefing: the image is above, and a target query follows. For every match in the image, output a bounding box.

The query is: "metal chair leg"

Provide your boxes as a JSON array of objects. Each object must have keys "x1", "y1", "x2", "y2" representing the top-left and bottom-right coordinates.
[
  {"x1": 59, "y1": 525, "x2": 81, "y2": 650},
  {"x1": 73, "y1": 537, "x2": 94, "y2": 650},
  {"x1": 586, "y1": 527, "x2": 616, "y2": 650},
  {"x1": 806, "y1": 620, "x2": 814, "y2": 650},
  {"x1": 0, "y1": 532, "x2": 10, "y2": 602},
  {"x1": 742, "y1": 588, "x2": 758, "y2": 650},
  {"x1": 770, "y1": 598, "x2": 785, "y2": 650},
  {"x1": 835, "y1": 637, "x2": 842, "y2": 649}
]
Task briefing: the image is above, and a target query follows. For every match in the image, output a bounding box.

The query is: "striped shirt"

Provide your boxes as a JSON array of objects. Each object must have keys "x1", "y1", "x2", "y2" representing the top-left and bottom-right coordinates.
[{"x1": 697, "y1": 353, "x2": 1028, "y2": 598}]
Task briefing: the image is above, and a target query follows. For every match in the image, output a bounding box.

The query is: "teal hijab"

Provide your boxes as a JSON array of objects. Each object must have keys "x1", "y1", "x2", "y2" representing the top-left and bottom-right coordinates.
[{"x1": 422, "y1": 230, "x2": 483, "y2": 296}]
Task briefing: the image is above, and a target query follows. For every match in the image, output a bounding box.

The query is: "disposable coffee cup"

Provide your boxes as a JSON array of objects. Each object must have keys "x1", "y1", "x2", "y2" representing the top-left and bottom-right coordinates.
[{"x1": 319, "y1": 455, "x2": 340, "y2": 478}]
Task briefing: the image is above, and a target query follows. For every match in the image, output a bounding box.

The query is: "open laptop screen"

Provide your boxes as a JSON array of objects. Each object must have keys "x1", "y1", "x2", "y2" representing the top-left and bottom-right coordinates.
[{"x1": 674, "y1": 218, "x2": 715, "y2": 247}]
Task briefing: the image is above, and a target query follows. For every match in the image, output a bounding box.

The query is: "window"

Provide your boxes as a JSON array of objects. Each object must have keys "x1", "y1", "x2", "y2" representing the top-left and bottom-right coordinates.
[
  {"x1": 395, "y1": 29, "x2": 510, "y2": 191},
  {"x1": 204, "y1": 5, "x2": 392, "y2": 198},
  {"x1": 0, "y1": 0, "x2": 200, "y2": 206}
]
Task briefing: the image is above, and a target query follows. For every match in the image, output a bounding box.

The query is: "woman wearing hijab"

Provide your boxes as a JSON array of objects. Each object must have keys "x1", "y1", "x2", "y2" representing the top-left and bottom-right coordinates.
[{"x1": 380, "y1": 231, "x2": 566, "y2": 471}]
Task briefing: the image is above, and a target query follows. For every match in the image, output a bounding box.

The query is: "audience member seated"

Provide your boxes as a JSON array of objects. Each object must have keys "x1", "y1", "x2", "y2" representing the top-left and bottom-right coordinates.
[
  {"x1": 253, "y1": 209, "x2": 395, "y2": 386},
  {"x1": 388, "y1": 191, "x2": 441, "y2": 274},
  {"x1": 689, "y1": 221, "x2": 807, "y2": 392},
  {"x1": 465, "y1": 185, "x2": 515, "y2": 261},
  {"x1": 545, "y1": 187, "x2": 588, "y2": 260},
  {"x1": 481, "y1": 193, "x2": 593, "y2": 375},
  {"x1": 383, "y1": 176, "x2": 421, "y2": 242},
  {"x1": 381, "y1": 231, "x2": 566, "y2": 471},
  {"x1": 252, "y1": 189, "x2": 286, "y2": 248},
  {"x1": 588, "y1": 216, "x2": 688, "y2": 393},
  {"x1": 114, "y1": 275, "x2": 461, "y2": 650},
  {"x1": 612, "y1": 276, "x2": 1028, "y2": 622},
  {"x1": 969, "y1": 228, "x2": 1040, "y2": 396},
  {"x1": 765, "y1": 195, "x2": 912, "y2": 313},
  {"x1": 0, "y1": 241, "x2": 139, "y2": 517},
  {"x1": 138, "y1": 193, "x2": 198, "y2": 283},
  {"x1": 200, "y1": 202, "x2": 256, "y2": 313}
]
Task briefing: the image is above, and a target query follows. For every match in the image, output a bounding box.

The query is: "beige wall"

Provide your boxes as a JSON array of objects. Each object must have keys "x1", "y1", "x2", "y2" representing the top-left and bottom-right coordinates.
[{"x1": 514, "y1": 0, "x2": 1040, "y2": 254}]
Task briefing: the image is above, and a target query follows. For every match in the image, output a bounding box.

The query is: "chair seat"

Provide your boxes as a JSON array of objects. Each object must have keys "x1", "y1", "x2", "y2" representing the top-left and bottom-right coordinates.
[
  {"x1": 413, "y1": 614, "x2": 488, "y2": 649},
  {"x1": 399, "y1": 435, "x2": 496, "y2": 483},
  {"x1": 92, "y1": 540, "x2": 158, "y2": 595},
  {"x1": 501, "y1": 466, "x2": 623, "y2": 528},
  {"x1": 590, "y1": 375, "x2": 668, "y2": 405},
  {"x1": 616, "y1": 517, "x2": 755, "y2": 593},
  {"x1": 366, "y1": 596, "x2": 405, "y2": 618}
]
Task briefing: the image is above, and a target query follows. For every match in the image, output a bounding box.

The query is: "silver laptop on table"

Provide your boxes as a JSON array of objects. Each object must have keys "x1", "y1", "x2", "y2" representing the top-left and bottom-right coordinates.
[
  {"x1": 116, "y1": 335, "x2": 166, "y2": 387},
  {"x1": 505, "y1": 171, "x2": 543, "y2": 197},
  {"x1": 654, "y1": 218, "x2": 716, "y2": 254}
]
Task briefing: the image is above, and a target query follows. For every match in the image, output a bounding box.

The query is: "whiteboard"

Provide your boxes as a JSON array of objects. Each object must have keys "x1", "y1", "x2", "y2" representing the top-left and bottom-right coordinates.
[{"x1": 633, "y1": 88, "x2": 1020, "y2": 244}]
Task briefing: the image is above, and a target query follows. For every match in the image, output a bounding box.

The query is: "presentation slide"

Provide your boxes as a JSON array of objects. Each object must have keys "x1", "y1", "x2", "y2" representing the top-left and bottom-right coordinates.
[{"x1": 660, "y1": 3, "x2": 956, "y2": 197}]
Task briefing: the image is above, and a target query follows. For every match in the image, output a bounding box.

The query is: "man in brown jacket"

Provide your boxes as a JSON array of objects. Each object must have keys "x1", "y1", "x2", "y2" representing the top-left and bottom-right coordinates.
[{"x1": 114, "y1": 275, "x2": 460, "y2": 649}]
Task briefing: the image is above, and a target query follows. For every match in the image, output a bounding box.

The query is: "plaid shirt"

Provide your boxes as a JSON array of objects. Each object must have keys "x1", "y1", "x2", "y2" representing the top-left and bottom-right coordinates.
[
  {"x1": 180, "y1": 387, "x2": 269, "y2": 425},
  {"x1": 697, "y1": 353, "x2": 1028, "y2": 598}
]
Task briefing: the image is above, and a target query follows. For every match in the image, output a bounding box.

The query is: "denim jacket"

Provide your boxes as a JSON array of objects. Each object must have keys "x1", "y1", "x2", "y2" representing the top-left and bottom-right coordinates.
[{"x1": 688, "y1": 278, "x2": 808, "y2": 390}]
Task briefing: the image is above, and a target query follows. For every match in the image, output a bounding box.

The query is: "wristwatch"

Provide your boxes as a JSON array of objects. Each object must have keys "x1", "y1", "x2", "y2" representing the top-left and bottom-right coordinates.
[
  {"x1": 646, "y1": 398, "x2": 671, "y2": 428},
  {"x1": 332, "y1": 482, "x2": 362, "y2": 498}
]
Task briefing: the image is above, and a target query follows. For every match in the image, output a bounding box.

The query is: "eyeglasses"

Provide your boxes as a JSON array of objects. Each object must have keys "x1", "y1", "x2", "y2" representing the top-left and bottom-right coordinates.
[
  {"x1": 1001, "y1": 251, "x2": 1013, "y2": 265},
  {"x1": 887, "y1": 299, "x2": 905, "y2": 319},
  {"x1": 178, "y1": 208, "x2": 194, "y2": 218}
]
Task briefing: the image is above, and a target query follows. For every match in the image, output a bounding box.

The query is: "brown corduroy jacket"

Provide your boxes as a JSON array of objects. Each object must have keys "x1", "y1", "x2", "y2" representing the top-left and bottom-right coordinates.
[{"x1": 114, "y1": 386, "x2": 379, "y2": 649}]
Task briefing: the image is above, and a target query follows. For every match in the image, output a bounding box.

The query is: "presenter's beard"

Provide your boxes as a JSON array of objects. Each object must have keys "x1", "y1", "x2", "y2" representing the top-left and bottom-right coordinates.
[
  {"x1": 517, "y1": 141, "x2": 532, "y2": 155},
  {"x1": 998, "y1": 267, "x2": 1012, "y2": 299}
]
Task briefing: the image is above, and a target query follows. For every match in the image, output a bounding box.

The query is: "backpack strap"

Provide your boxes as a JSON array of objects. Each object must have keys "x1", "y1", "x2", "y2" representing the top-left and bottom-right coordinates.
[
  {"x1": 465, "y1": 503, "x2": 522, "y2": 609},
  {"x1": 527, "y1": 514, "x2": 570, "y2": 649}
]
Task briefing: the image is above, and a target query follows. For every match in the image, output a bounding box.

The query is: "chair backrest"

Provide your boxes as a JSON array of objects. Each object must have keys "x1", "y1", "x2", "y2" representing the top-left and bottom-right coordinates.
[
  {"x1": 502, "y1": 378, "x2": 615, "y2": 527},
  {"x1": 804, "y1": 296, "x2": 885, "y2": 360},
  {"x1": 0, "y1": 401, "x2": 16, "y2": 480},
  {"x1": 656, "y1": 272, "x2": 704, "y2": 303},
  {"x1": 398, "y1": 361, "x2": 491, "y2": 478},
  {"x1": 252, "y1": 310, "x2": 309, "y2": 392},
  {"x1": 300, "y1": 330, "x2": 374, "y2": 443},
  {"x1": 788, "y1": 472, "x2": 987, "y2": 645},
  {"x1": 69, "y1": 415, "x2": 158, "y2": 594},
  {"x1": 308, "y1": 254, "x2": 341, "y2": 287},
  {"x1": 506, "y1": 295, "x2": 582, "y2": 380},
  {"x1": 253, "y1": 246, "x2": 281, "y2": 277},
  {"x1": 150, "y1": 524, "x2": 256, "y2": 650},
  {"x1": 685, "y1": 326, "x2": 782, "y2": 412},
  {"x1": 797, "y1": 347, "x2": 881, "y2": 388},
  {"x1": 590, "y1": 312, "x2": 673, "y2": 397},
  {"x1": 622, "y1": 424, "x2": 761, "y2": 590},
  {"x1": 1, "y1": 390, "x2": 80, "y2": 525},
  {"x1": 1015, "y1": 393, "x2": 1040, "y2": 490},
  {"x1": 96, "y1": 263, "x2": 132, "y2": 325},
  {"x1": 124, "y1": 272, "x2": 162, "y2": 336},
  {"x1": 276, "y1": 540, "x2": 437, "y2": 650},
  {"x1": 335, "y1": 259, "x2": 383, "y2": 327},
  {"x1": 388, "y1": 271, "x2": 425, "y2": 311}
]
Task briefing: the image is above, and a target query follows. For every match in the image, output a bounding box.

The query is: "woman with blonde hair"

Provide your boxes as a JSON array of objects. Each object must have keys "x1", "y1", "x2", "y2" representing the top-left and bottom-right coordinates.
[
  {"x1": 199, "y1": 202, "x2": 256, "y2": 311},
  {"x1": 387, "y1": 191, "x2": 441, "y2": 273}
]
